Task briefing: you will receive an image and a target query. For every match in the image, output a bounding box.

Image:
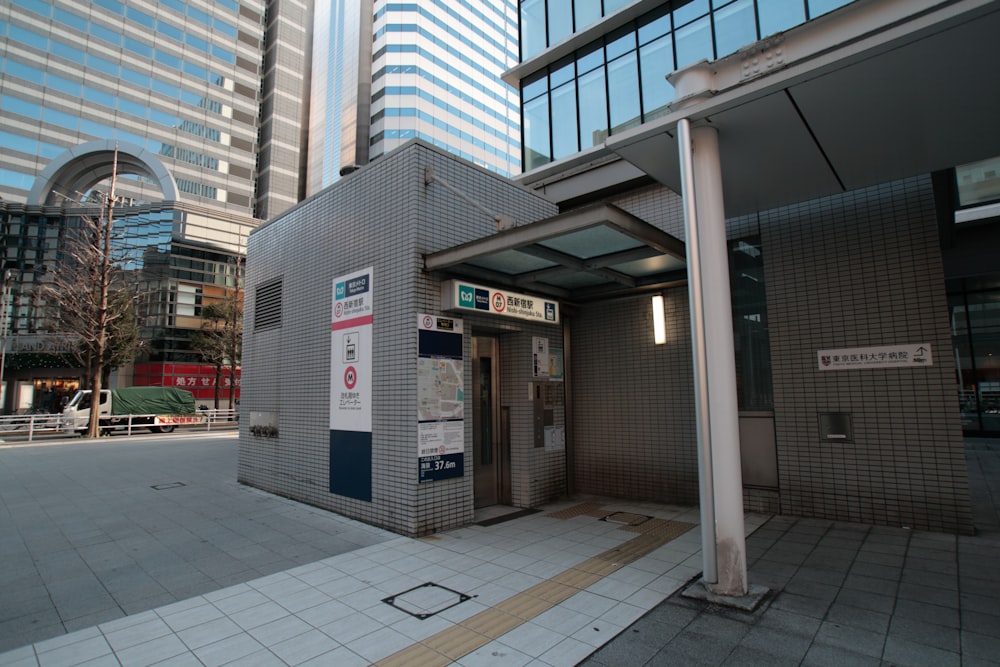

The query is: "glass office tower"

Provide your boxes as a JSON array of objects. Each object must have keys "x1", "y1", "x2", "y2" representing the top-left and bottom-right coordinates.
[
  {"x1": 0, "y1": 0, "x2": 309, "y2": 411},
  {"x1": 307, "y1": 0, "x2": 522, "y2": 193},
  {"x1": 0, "y1": 0, "x2": 265, "y2": 213}
]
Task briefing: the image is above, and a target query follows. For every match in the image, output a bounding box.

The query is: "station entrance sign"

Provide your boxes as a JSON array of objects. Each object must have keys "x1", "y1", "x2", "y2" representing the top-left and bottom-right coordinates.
[
  {"x1": 329, "y1": 267, "x2": 374, "y2": 501},
  {"x1": 441, "y1": 280, "x2": 559, "y2": 324}
]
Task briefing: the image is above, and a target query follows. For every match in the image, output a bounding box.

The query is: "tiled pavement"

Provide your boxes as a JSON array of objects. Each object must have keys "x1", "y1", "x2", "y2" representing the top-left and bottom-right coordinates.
[
  {"x1": 582, "y1": 438, "x2": 1000, "y2": 667},
  {"x1": 0, "y1": 433, "x2": 395, "y2": 654},
  {"x1": 0, "y1": 434, "x2": 998, "y2": 665}
]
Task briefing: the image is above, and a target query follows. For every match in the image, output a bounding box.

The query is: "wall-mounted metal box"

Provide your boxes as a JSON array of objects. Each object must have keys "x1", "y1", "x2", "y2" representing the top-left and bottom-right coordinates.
[{"x1": 819, "y1": 412, "x2": 853, "y2": 442}]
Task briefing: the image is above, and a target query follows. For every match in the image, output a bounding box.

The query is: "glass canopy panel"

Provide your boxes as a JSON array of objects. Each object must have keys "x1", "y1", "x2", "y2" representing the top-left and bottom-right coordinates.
[
  {"x1": 540, "y1": 271, "x2": 612, "y2": 289},
  {"x1": 466, "y1": 249, "x2": 557, "y2": 274},
  {"x1": 538, "y1": 225, "x2": 644, "y2": 259},
  {"x1": 612, "y1": 254, "x2": 688, "y2": 277}
]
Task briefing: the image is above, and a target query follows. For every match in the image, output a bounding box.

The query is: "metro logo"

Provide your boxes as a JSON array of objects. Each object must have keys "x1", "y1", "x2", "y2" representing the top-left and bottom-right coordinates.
[
  {"x1": 458, "y1": 285, "x2": 475, "y2": 307},
  {"x1": 335, "y1": 282, "x2": 346, "y2": 299}
]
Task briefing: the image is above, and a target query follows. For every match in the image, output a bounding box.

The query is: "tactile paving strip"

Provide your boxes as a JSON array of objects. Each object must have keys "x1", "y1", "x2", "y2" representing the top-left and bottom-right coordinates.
[
  {"x1": 374, "y1": 510, "x2": 696, "y2": 666},
  {"x1": 544, "y1": 501, "x2": 608, "y2": 520}
]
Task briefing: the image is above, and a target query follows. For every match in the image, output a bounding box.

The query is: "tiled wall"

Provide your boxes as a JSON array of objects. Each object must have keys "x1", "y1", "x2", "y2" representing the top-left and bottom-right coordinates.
[
  {"x1": 762, "y1": 176, "x2": 973, "y2": 533},
  {"x1": 570, "y1": 176, "x2": 972, "y2": 533},
  {"x1": 498, "y1": 326, "x2": 567, "y2": 508},
  {"x1": 242, "y1": 140, "x2": 972, "y2": 536},
  {"x1": 240, "y1": 141, "x2": 560, "y2": 536},
  {"x1": 571, "y1": 291, "x2": 698, "y2": 504}
]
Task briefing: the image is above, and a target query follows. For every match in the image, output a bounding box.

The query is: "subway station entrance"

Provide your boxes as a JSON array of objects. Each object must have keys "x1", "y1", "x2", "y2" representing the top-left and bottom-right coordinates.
[{"x1": 472, "y1": 335, "x2": 508, "y2": 508}]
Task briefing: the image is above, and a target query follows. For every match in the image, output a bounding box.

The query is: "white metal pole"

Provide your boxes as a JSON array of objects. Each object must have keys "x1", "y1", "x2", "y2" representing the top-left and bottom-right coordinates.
[
  {"x1": 677, "y1": 118, "x2": 717, "y2": 584},
  {"x1": 690, "y1": 123, "x2": 748, "y2": 597}
]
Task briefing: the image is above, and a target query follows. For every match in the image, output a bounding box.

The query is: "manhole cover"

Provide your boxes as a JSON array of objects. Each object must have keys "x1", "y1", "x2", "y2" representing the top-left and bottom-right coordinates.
[
  {"x1": 601, "y1": 512, "x2": 651, "y2": 526},
  {"x1": 382, "y1": 582, "x2": 471, "y2": 619},
  {"x1": 151, "y1": 482, "x2": 186, "y2": 490}
]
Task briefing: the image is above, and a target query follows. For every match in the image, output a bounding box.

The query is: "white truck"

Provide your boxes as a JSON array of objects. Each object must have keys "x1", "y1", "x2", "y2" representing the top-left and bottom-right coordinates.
[{"x1": 61, "y1": 386, "x2": 205, "y2": 434}]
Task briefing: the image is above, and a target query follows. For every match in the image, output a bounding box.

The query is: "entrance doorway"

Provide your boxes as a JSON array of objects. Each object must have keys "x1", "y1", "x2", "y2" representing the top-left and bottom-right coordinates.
[{"x1": 472, "y1": 336, "x2": 508, "y2": 507}]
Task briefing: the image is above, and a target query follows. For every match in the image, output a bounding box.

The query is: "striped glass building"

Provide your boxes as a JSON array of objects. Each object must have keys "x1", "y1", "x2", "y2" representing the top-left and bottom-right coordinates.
[{"x1": 307, "y1": 0, "x2": 522, "y2": 194}]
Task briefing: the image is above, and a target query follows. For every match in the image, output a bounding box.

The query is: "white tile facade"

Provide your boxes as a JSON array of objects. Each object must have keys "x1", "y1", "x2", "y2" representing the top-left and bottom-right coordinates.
[
  {"x1": 240, "y1": 141, "x2": 560, "y2": 536},
  {"x1": 242, "y1": 140, "x2": 972, "y2": 537}
]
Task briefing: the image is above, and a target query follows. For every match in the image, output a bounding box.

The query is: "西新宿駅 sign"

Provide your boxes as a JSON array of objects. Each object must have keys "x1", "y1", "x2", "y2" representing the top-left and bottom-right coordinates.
[{"x1": 441, "y1": 280, "x2": 559, "y2": 324}]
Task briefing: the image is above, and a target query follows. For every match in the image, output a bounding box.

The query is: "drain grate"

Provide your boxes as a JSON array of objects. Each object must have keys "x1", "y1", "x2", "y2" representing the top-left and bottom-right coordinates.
[
  {"x1": 382, "y1": 582, "x2": 472, "y2": 620},
  {"x1": 476, "y1": 508, "x2": 540, "y2": 527},
  {"x1": 151, "y1": 482, "x2": 186, "y2": 490}
]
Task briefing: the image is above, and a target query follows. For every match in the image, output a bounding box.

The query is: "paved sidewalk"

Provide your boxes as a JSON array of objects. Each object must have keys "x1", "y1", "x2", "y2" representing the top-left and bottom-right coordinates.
[
  {"x1": 0, "y1": 433, "x2": 394, "y2": 653},
  {"x1": 1, "y1": 498, "x2": 739, "y2": 666},
  {"x1": 0, "y1": 436, "x2": 997, "y2": 665},
  {"x1": 582, "y1": 438, "x2": 1000, "y2": 666}
]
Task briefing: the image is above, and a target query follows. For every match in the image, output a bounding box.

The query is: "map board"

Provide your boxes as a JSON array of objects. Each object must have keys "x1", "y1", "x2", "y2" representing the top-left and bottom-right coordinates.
[{"x1": 417, "y1": 314, "x2": 464, "y2": 482}]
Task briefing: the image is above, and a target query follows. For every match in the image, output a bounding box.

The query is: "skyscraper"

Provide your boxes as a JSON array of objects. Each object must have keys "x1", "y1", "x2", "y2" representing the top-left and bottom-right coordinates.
[
  {"x1": 307, "y1": 0, "x2": 521, "y2": 195},
  {"x1": 0, "y1": 0, "x2": 523, "y2": 411},
  {"x1": 0, "y1": 0, "x2": 294, "y2": 410},
  {"x1": 0, "y1": 0, "x2": 313, "y2": 218}
]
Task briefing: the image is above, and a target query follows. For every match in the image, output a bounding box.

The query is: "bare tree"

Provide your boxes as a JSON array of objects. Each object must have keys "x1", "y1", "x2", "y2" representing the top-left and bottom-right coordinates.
[
  {"x1": 191, "y1": 259, "x2": 243, "y2": 409},
  {"x1": 40, "y1": 150, "x2": 143, "y2": 437}
]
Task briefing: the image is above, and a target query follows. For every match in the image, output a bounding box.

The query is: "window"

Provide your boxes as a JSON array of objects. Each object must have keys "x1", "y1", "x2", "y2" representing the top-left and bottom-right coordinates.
[
  {"x1": 523, "y1": 76, "x2": 551, "y2": 170},
  {"x1": 548, "y1": 0, "x2": 574, "y2": 45},
  {"x1": 577, "y1": 67, "x2": 607, "y2": 148},
  {"x1": 5, "y1": 60, "x2": 37, "y2": 84},
  {"x1": 808, "y1": 0, "x2": 853, "y2": 18},
  {"x1": 608, "y1": 51, "x2": 640, "y2": 134},
  {"x1": 758, "y1": 0, "x2": 805, "y2": 36},
  {"x1": 575, "y1": 0, "x2": 602, "y2": 31},
  {"x1": 956, "y1": 157, "x2": 1000, "y2": 208},
  {"x1": 713, "y1": 0, "x2": 756, "y2": 58},
  {"x1": 729, "y1": 238, "x2": 773, "y2": 410},
  {"x1": 949, "y1": 278, "x2": 1000, "y2": 434},
  {"x1": 675, "y1": 14, "x2": 712, "y2": 68},
  {"x1": 176, "y1": 283, "x2": 202, "y2": 317},
  {"x1": 550, "y1": 81, "x2": 578, "y2": 159},
  {"x1": 639, "y1": 34, "x2": 674, "y2": 121},
  {"x1": 520, "y1": 0, "x2": 547, "y2": 60},
  {"x1": 518, "y1": 0, "x2": 844, "y2": 172}
]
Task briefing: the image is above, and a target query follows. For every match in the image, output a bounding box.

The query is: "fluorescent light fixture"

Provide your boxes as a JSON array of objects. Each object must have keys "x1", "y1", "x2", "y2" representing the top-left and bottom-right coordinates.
[{"x1": 652, "y1": 294, "x2": 666, "y2": 345}]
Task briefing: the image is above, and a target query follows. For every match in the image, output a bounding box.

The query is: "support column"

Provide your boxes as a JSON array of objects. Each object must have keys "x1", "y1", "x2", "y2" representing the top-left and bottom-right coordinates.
[{"x1": 681, "y1": 121, "x2": 748, "y2": 597}]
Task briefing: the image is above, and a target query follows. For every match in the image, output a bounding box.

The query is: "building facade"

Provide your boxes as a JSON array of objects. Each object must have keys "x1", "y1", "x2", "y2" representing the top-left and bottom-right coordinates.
[
  {"x1": 306, "y1": 0, "x2": 522, "y2": 194},
  {"x1": 0, "y1": 140, "x2": 254, "y2": 413},
  {"x1": 0, "y1": 0, "x2": 307, "y2": 407},
  {"x1": 0, "y1": 0, "x2": 270, "y2": 213},
  {"x1": 240, "y1": 0, "x2": 999, "y2": 544}
]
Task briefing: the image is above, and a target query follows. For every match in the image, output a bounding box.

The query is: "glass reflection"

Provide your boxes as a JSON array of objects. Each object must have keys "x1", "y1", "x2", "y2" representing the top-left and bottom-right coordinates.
[{"x1": 950, "y1": 283, "x2": 1000, "y2": 433}]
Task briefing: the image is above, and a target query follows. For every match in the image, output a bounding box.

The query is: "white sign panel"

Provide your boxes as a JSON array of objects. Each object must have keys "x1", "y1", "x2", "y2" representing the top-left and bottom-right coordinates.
[
  {"x1": 817, "y1": 344, "x2": 932, "y2": 370},
  {"x1": 330, "y1": 267, "x2": 374, "y2": 431},
  {"x1": 441, "y1": 280, "x2": 559, "y2": 324},
  {"x1": 532, "y1": 336, "x2": 549, "y2": 379}
]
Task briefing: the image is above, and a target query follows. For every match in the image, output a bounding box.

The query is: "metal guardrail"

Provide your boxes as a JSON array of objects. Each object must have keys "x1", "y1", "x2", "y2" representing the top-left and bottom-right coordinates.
[{"x1": 0, "y1": 409, "x2": 238, "y2": 441}]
